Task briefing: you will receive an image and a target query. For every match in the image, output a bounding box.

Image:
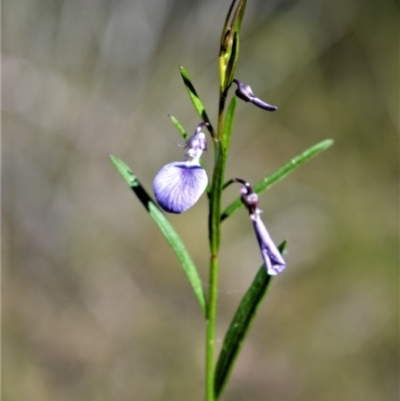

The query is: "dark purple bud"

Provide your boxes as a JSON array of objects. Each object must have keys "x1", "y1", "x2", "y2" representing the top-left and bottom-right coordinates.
[
  {"x1": 233, "y1": 79, "x2": 278, "y2": 112},
  {"x1": 233, "y1": 79, "x2": 256, "y2": 102}
]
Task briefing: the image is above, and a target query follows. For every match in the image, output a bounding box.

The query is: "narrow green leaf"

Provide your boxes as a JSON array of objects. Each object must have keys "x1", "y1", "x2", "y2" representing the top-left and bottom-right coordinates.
[
  {"x1": 233, "y1": 0, "x2": 247, "y2": 34},
  {"x1": 214, "y1": 241, "x2": 287, "y2": 399},
  {"x1": 169, "y1": 114, "x2": 188, "y2": 140},
  {"x1": 221, "y1": 139, "x2": 334, "y2": 221},
  {"x1": 110, "y1": 155, "x2": 207, "y2": 316},
  {"x1": 219, "y1": 0, "x2": 246, "y2": 90},
  {"x1": 208, "y1": 96, "x2": 236, "y2": 253},
  {"x1": 224, "y1": 31, "x2": 240, "y2": 91},
  {"x1": 179, "y1": 66, "x2": 215, "y2": 138},
  {"x1": 222, "y1": 96, "x2": 237, "y2": 152},
  {"x1": 220, "y1": 0, "x2": 237, "y2": 54},
  {"x1": 208, "y1": 141, "x2": 226, "y2": 252},
  {"x1": 222, "y1": 0, "x2": 246, "y2": 54},
  {"x1": 208, "y1": 97, "x2": 237, "y2": 250}
]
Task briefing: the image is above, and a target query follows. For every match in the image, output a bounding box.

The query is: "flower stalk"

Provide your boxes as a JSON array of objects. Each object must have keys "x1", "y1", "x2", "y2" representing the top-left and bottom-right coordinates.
[{"x1": 110, "y1": 1, "x2": 333, "y2": 399}]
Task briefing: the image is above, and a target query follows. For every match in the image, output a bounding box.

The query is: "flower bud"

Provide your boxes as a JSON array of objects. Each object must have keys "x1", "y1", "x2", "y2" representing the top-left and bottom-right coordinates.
[{"x1": 233, "y1": 79, "x2": 278, "y2": 112}]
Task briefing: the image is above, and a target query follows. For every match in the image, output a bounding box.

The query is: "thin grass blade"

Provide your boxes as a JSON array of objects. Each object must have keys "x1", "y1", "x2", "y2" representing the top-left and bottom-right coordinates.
[
  {"x1": 221, "y1": 139, "x2": 334, "y2": 221},
  {"x1": 214, "y1": 241, "x2": 287, "y2": 399},
  {"x1": 110, "y1": 155, "x2": 207, "y2": 316}
]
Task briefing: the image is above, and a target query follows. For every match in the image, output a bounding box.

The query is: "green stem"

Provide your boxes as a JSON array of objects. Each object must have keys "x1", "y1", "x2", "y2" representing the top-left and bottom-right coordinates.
[
  {"x1": 206, "y1": 254, "x2": 218, "y2": 401},
  {"x1": 206, "y1": 51, "x2": 233, "y2": 401},
  {"x1": 206, "y1": 145, "x2": 223, "y2": 401},
  {"x1": 206, "y1": 47, "x2": 230, "y2": 401}
]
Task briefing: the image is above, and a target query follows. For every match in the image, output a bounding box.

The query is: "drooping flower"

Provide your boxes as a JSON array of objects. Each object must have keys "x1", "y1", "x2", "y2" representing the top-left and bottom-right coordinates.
[
  {"x1": 227, "y1": 178, "x2": 285, "y2": 275},
  {"x1": 153, "y1": 122, "x2": 208, "y2": 214},
  {"x1": 233, "y1": 79, "x2": 278, "y2": 112}
]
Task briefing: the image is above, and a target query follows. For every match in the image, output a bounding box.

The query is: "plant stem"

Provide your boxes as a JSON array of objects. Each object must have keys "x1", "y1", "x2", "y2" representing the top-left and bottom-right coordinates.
[
  {"x1": 206, "y1": 142, "x2": 223, "y2": 401},
  {"x1": 206, "y1": 254, "x2": 218, "y2": 401},
  {"x1": 205, "y1": 46, "x2": 230, "y2": 401}
]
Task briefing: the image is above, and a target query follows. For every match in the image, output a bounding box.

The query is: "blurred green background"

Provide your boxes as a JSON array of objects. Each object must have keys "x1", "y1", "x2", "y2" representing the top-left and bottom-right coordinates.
[{"x1": 3, "y1": 0, "x2": 398, "y2": 400}]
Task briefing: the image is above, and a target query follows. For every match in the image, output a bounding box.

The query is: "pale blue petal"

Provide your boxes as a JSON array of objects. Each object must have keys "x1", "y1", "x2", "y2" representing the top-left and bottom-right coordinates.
[{"x1": 153, "y1": 161, "x2": 208, "y2": 214}]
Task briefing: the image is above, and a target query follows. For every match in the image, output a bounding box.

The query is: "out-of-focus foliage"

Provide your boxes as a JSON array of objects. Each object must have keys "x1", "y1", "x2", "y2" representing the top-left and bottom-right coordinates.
[{"x1": 2, "y1": 0, "x2": 398, "y2": 400}]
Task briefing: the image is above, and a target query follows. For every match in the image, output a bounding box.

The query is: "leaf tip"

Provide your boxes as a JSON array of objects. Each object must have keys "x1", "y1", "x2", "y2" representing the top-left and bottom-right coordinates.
[
  {"x1": 109, "y1": 154, "x2": 118, "y2": 164},
  {"x1": 278, "y1": 240, "x2": 287, "y2": 254}
]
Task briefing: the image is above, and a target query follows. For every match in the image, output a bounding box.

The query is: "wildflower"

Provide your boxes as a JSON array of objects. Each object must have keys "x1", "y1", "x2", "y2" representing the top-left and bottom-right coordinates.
[
  {"x1": 153, "y1": 122, "x2": 208, "y2": 214},
  {"x1": 233, "y1": 79, "x2": 278, "y2": 112},
  {"x1": 227, "y1": 178, "x2": 286, "y2": 275}
]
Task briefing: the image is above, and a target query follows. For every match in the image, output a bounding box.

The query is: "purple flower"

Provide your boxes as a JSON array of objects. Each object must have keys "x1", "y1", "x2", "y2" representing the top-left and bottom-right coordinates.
[
  {"x1": 233, "y1": 79, "x2": 278, "y2": 112},
  {"x1": 153, "y1": 122, "x2": 208, "y2": 214},
  {"x1": 226, "y1": 178, "x2": 285, "y2": 275},
  {"x1": 238, "y1": 184, "x2": 285, "y2": 275},
  {"x1": 250, "y1": 211, "x2": 286, "y2": 275}
]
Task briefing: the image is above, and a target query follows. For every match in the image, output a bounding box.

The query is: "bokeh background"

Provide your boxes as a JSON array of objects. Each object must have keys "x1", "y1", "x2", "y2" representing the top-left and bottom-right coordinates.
[{"x1": 2, "y1": 0, "x2": 398, "y2": 400}]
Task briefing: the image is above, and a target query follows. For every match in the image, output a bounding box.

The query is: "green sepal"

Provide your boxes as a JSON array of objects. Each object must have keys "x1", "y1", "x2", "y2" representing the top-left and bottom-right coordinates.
[{"x1": 110, "y1": 155, "x2": 207, "y2": 316}]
